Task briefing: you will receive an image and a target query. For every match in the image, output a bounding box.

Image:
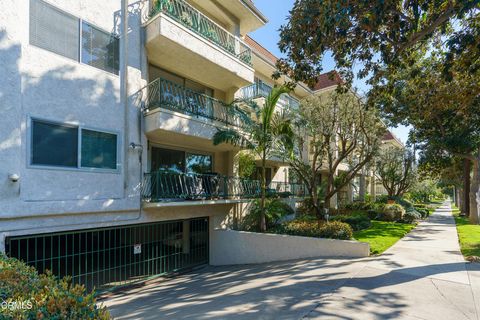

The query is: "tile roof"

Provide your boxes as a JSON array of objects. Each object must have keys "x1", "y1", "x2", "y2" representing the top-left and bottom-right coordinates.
[
  {"x1": 311, "y1": 71, "x2": 343, "y2": 91},
  {"x1": 245, "y1": 35, "x2": 278, "y2": 66}
]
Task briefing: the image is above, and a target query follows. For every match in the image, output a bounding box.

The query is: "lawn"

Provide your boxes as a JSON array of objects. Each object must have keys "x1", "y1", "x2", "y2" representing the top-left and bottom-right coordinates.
[
  {"x1": 354, "y1": 220, "x2": 416, "y2": 254},
  {"x1": 452, "y1": 206, "x2": 480, "y2": 259}
]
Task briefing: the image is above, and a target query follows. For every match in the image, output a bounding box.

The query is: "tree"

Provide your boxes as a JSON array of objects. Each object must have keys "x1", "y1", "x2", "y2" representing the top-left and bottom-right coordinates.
[
  {"x1": 376, "y1": 147, "x2": 416, "y2": 198},
  {"x1": 213, "y1": 85, "x2": 293, "y2": 232},
  {"x1": 238, "y1": 152, "x2": 256, "y2": 179},
  {"x1": 371, "y1": 53, "x2": 480, "y2": 224},
  {"x1": 275, "y1": 0, "x2": 479, "y2": 86},
  {"x1": 286, "y1": 90, "x2": 384, "y2": 223}
]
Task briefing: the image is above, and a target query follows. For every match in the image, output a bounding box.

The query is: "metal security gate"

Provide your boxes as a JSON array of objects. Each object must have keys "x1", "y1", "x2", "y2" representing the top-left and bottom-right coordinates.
[{"x1": 5, "y1": 217, "x2": 209, "y2": 292}]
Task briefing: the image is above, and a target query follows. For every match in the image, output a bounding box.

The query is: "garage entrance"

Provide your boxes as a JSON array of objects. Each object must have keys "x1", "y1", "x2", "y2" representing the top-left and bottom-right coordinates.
[{"x1": 5, "y1": 217, "x2": 209, "y2": 292}]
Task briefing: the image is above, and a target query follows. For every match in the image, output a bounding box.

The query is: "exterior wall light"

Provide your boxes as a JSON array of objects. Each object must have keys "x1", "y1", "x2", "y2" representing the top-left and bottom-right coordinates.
[{"x1": 8, "y1": 173, "x2": 20, "y2": 182}]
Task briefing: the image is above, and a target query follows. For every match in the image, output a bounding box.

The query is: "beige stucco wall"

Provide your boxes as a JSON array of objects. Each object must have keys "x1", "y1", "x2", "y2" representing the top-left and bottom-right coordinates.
[{"x1": 210, "y1": 230, "x2": 370, "y2": 265}]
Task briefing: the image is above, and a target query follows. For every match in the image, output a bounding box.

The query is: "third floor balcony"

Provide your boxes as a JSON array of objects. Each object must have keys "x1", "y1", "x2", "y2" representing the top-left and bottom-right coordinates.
[
  {"x1": 145, "y1": 0, "x2": 255, "y2": 91},
  {"x1": 237, "y1": 83, "x2": 300, "y2": 110}
]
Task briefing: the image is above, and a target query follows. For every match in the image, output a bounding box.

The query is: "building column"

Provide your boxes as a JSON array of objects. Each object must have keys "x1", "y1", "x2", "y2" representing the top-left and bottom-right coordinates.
[
  {"x1": 370, "y1": 175, "x2": 377, "y2": 201},
  {"x1": 359, "y1": 174, "x2": 366, "y2": 201}
]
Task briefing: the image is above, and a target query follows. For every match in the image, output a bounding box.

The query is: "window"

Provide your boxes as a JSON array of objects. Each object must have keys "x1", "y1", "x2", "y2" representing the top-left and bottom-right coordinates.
[
  {"x1": 31, "y1": 119, "x2": 119, "y2": 171},
  {"x1": 31, "y1": 120, "x2": 78, "y2": 167},
  {"x1": 29, "y1": 0, "x2": 79, "y2": 61},
  {"x1": 81, "y1": 130, "x2": 117, "y2": 169},
  {"x1": 29, "y1": 0, "x2": 119, "y2": 75},
  {"x1": 151, "y1": 147, "x2": 212, "y2": 174},
  {"x1": 82, "y1": 22, "x2": 119, "y2": 74}
]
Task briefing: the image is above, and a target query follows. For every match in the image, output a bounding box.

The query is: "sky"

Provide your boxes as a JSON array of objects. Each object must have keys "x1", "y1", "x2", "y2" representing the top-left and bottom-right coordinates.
[{"x1": 249, "y1": 0, "x2": 411, "y2": 145}]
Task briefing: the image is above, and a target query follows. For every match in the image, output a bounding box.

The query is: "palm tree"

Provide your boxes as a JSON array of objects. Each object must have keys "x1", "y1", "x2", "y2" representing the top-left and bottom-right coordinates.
[{"x1": 213, "y1": 85, "x2": 293, "y2": 231}]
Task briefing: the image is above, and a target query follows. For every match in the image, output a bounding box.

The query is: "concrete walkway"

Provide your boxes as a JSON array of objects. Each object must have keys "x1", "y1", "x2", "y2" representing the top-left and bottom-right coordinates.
[{"x1": 103, "y1": 202, "x2": 480, "y2": 319}]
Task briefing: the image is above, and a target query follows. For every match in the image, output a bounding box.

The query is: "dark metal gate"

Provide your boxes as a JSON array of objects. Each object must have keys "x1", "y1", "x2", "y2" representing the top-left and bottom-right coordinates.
[{"x1": 5, "y1": 217, "x2": 209, "y2": 292}]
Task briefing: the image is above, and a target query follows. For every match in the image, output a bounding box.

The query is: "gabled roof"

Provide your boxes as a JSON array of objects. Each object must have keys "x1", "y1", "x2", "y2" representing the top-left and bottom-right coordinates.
[{"x1": 382, "y1": 130, "x2": 405, "y2": 148}]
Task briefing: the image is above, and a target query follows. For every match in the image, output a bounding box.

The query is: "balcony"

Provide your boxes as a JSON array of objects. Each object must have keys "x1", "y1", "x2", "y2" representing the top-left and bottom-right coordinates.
[
  {"x1": 237, "y1": 83, "x2": 300, "y2": 109},
  {"x1": 141, "y1": 171, "x2": 308, "y2": 204},
  {"x1": 145, "y1": 0, "x2": 254, "y2": 90},
  {"x1": 141, "y1": 78, "x2": 248, "y2": 148}
]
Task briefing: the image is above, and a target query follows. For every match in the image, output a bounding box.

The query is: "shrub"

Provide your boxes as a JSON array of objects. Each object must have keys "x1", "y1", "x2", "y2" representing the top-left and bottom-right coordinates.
[
  {"x1": 344, "y1": 201, "x2": 374, "y2": 211},
  {"x1": 0, "y1": 254, "x2": 109, "y2": 320},
  {"x1": 297, "y1": 197, "x2": 317, "y2": 216},
  {"x1": 242, "y1": 198, "x2": 294, "y2": 231},
  {"x1": 402, "y1": 209, "x2": 421, "y2": 223},
  {"x1": 274, "y1": 220, "x2": 321, "y2": 238},
  {"x1": 366, "y1": 209, "x2": 378, "y2": 220},
  {"x1": 273, "y1": 220, "x2": 353, "y2": 240},
  {"x1": 416, "y1": 208, "x2": 430, "y2": 219},
  {"x1": 379, "y1": 204, "x2": 405, "y2": 222},
  {"x1": 318, "y1": 221, "x2": 353, "y2": 240},
  {"x1": 330, "y1": 213, "x2": 371, "y2": 231}
]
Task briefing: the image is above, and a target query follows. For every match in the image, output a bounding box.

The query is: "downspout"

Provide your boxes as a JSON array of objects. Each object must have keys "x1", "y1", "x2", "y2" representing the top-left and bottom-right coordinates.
[{"x1": 122, "y1": 0, "x2": 129, "y2": 194}]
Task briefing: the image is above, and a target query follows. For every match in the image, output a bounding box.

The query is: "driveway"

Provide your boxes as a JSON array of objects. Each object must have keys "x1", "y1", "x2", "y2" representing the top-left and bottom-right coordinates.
[{"x1": 103, "y1": 202, "x2": 480, "y2": 320}]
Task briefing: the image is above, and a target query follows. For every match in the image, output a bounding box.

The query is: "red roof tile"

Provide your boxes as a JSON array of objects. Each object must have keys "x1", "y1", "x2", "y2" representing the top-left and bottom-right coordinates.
[{"x1": 311, "y1": 71, "x2": 343, "y2": 91}]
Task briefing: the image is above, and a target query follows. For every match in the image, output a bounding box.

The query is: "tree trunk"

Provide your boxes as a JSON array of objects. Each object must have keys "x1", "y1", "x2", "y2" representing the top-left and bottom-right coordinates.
[
  {"x1": 459, "y1": 187, "x2": 464, "y2": 213},
  {"x1": 259, "y1": 155, "x2": 267, "y2": 232},
  {"x1": 464, "y1": 159, "x2": 471, "y2": 216},
  {"x1": 359, "y1": 173, "x2": 366, "y2": 202},
  {"x1": 469, "y1": 153, "x2": 479, "y2": 225}
]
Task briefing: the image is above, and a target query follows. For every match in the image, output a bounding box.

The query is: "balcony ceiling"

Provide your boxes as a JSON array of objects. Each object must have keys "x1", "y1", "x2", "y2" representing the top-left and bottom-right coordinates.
[{"x1": 189, "y1": 0, "x2": 267, "y2": 35}]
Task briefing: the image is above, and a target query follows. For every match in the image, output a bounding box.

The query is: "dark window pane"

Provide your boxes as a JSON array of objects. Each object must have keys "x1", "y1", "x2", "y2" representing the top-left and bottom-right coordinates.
[
  {"x1": 81, "y1": 21, "x2": 119, "y2": 74},
  {"x1": 186, "y1": 153, "x2": 212, "y2": 174},
  {"x1": 81, "y1": 130, "x2": 117, "y2": 169},
  {"x1": 32, "y1": 120, "x2": 78, "y2": 167},
  {"x1": 29, "y1": 0, "x2": 79, "y2": 60},
  {"x1": 151, "y1": 147, "x2": 185, "y2": 173}
]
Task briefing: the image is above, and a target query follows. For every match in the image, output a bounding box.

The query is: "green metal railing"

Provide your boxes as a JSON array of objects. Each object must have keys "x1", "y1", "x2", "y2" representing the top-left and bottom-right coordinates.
[
  {"x1": 238, "y1": 82, "x2": 300, "y2": 109},
  {"x1": 142, "y1": 171, "x2": 308, "y2": 202},
  {"x1": 142, "y1": 77, "x2": 247, "y2": 128},
  {"x1": 5, "y1": 218, "x2": 209, "y2": 292},
  {"x1": 142, "y1": 171, "x2": 261, "y2": 202},
  {"x1": 150, "y1": 0, "x2": 252, "y2": 66}
]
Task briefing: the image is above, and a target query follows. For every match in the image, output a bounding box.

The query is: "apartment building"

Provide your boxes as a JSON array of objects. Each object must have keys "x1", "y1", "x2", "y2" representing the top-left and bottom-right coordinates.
[{"x1": 0, "y1": 0, "x2": 282, "y2": 291}]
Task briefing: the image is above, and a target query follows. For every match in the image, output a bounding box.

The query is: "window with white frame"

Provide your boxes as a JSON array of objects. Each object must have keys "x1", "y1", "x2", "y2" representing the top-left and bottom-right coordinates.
[
  {"x1": 31, "y1": 119, "x2": 119, "y2": 170},
  {"x1": 29, "y1": 0, "x2": 119, "y2": 75}
]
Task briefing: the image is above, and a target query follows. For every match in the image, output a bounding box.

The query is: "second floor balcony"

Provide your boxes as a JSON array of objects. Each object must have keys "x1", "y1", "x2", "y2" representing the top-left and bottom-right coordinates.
[
  {"x1": 141, "y1": 171, "x2": 308, "y2": 205},
  {"x1": 141, "y1": 78, "x2": 250, "y2": 147},
  {"x1": 145, "y1": 0, "x2": 254, "y2": 90}
]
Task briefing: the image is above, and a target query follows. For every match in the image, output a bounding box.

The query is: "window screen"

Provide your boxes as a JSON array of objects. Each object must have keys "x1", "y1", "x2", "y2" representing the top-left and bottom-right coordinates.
[
  {"x1": 81, "y1": 22, "x2": 119, "y2": 74},
  {"x1": 29, "y1": 0, "x2": 80, "y2": 61},
  {"x1": 31, "y1": 120, "x2": 78, "y2": 167},
  {"x1": 81, "y1": 129, "x2": 117, "y2": 169}
]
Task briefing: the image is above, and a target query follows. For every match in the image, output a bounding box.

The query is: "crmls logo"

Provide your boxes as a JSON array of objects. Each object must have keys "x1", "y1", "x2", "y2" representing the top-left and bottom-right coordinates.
[{"x1": 1, "y1": 299, "x2": 33, "y2": 311}]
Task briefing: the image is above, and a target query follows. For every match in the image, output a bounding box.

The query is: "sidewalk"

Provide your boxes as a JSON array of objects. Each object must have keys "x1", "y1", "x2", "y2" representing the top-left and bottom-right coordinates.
[
  {"x1": 306, "y1": 201, "x2": 479, "y2": 320},
  {"x1": 104, "y1": 202, "x2": 480, "y2": 319}
]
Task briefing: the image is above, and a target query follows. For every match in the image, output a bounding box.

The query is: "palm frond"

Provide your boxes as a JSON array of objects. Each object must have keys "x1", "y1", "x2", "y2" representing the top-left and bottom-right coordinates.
[{"x1": 213, "y1": 129, "x2": 256, "y2": 150}]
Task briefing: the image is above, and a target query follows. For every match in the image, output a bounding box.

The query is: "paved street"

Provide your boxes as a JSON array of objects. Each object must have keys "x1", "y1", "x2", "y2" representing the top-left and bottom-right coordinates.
[{"x1": 104, "y1": 202, "x2": 480, "y2": 319}]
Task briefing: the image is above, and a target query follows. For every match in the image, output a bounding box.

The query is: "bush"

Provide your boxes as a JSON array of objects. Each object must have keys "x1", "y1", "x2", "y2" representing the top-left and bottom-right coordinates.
[
  {"x1": 318, "y1": 221, "x2": 353, "y2": 240},
  {"x1": 367, "y1": 209, "x2": 378, "y2": 220},
  {"x1": 379, "y1": 204, "x2": 405, "y2": 222},
  {"x1": 297, "y1": 197, "x2": 317, "y2": 216},
  {"x1": 344, "y1": 201, "x2": 374, "y2": 211},
  {"x1": 330, "y1": 213, "x2": 371, "y2": 231},
  {"x1": 415, "y1": 208, "x2": 430, "y2": 219},
  {"x1": 402, "y1": 209, "x2": 421, "y2": 223},
  {"x1": 0, "y1": 254, "x2": 109, "y2": 320},
  {"x1": 273, "y1": 220, "x2": 353, "y2": 240},
  {"x1": 242, "y1": 198, "x2": 294, "y2": 231}
]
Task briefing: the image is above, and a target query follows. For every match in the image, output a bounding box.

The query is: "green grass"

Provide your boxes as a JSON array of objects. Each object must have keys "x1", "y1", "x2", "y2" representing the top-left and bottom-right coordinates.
[
  {"x1": 452, "y1": 205, "x2": 480, "y2": 259},
  {"x1": 354, "y1": 221, "x2": 416, "y2": 254}
]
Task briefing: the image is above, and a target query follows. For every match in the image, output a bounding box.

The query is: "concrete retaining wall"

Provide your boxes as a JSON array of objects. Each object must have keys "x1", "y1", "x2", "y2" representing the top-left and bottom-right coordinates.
[{"x1": 210, "y1": 229, "x2": 370, "y2": 265}]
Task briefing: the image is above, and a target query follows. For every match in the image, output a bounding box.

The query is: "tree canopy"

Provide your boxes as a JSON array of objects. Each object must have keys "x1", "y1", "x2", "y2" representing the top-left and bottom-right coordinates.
[{"x1": 276, "y1": 0, "x2": 479, "y2": 86}]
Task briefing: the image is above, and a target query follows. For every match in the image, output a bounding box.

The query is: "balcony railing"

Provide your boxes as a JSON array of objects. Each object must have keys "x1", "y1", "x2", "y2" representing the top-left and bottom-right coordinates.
[
  {"x1": 142, "y1": 171, "x2": 308, "y2": 202},
  {"x1": 238, "y1": 83, "x2": 300, "y2": 109},
  {"x1": 141, "y1": 78, "x2": 247, "y2": 128},
  {"x1": 150, "y1": 0, "x2": 252, "y2": 66}
]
